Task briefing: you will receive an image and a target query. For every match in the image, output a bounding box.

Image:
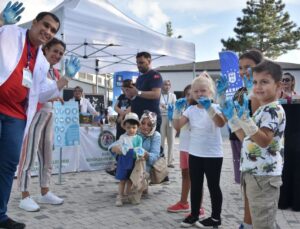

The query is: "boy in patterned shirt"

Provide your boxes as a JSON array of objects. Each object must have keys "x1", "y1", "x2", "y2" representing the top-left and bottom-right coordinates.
[{"x1": 223, "y1": 60, "x2": 286, "y2": 229}]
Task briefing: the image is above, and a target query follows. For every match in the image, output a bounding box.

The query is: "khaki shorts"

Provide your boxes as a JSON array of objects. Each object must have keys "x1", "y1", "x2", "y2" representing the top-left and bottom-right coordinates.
[{"x1": 242, "y1": 173, "x2": 282, "y2": 229}]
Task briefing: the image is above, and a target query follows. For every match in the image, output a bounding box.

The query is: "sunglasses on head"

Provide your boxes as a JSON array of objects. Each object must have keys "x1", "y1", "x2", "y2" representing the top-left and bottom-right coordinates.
[{"x1": 282, "y1": 78, "x2": 291, "y2": 83}]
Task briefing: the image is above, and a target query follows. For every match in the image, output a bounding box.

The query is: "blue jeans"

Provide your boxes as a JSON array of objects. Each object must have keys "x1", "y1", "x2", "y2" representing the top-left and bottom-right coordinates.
[{"x1": 0, "y1": 113, "x2": 26, "y2": 222}]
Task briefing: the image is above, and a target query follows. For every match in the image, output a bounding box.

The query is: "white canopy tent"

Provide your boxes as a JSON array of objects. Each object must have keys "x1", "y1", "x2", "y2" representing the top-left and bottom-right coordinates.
[{"x1": 22, "y1": 0, "x2": 195, "y2": 100}]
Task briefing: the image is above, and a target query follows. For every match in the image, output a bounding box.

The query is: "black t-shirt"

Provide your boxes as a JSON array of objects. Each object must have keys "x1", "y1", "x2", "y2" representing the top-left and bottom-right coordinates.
[
  {"x1": 131, "y1": 70, "x2": 163, "y2": 121},
  {"x1": 116, "y1": 94, "x2": 131, "y2": 118}
]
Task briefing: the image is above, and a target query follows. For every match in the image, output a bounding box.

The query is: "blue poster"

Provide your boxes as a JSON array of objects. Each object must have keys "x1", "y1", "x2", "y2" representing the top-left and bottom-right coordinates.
[
  {"x1": 112, "y1": 71, "x2": 139, "y2": 104},
  {"x1": 53, "y1": 101, "x2": 80, "y2": 147},
  {"x1": 219, "y1": 51, "x2": 243, "y2": 99}
]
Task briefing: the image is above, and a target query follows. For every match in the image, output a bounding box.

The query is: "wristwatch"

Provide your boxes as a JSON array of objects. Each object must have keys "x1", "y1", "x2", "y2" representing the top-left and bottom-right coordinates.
[{"x1": 137, "y1": 90, "x2": 142, "y2": 96}]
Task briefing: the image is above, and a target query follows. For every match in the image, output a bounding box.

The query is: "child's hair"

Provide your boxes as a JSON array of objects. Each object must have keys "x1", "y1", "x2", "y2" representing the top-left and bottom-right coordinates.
[
  {"x1": 183, "y1": 84, "x2": 197, "y2": 105},
  {"x1": 122, "y1": 79, "x2": 133, "y2": 88},
  {"x1": 283, "y1": 72, "x2": 296, "y2": 91},
  {"x1": 239, "y1": 49, "x2": 263, "y2": 64},
  {"x1": 253, "y1": 60, "x2": 282, "y2": 82},
  {"x1": 123, "y1": 119, "x2": 139, "y2": 127},
  {"x1": 191, "y1": 71, "x2": 215, "y2": 99}
]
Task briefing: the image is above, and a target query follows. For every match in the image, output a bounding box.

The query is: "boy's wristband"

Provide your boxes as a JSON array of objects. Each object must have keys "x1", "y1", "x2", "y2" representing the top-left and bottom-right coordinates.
[{"x1": 228, "y1": 116, "x2": 242, "y2": 132}]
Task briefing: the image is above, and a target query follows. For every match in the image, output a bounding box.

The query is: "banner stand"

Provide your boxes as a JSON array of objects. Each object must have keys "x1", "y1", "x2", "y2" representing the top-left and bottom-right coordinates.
[{"x1": 56, "y1": 147, "x2": 65, "y2": 185}]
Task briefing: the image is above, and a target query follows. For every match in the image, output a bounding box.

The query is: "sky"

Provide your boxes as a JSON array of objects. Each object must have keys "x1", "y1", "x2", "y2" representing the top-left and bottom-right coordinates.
[{"x1": 2, "y1": 0, "x2": 300, "y2": 64}]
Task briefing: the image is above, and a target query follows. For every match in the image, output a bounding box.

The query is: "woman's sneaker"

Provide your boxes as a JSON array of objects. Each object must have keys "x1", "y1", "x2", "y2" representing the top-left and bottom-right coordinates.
[
  {"x1": 181, "y1": 214, "x2": 199, "y2": 228},
  {"x1": 167, "y1": 202, "x2": 190, "y2": 213},
  {"x1": 195, "y1": 217, "x2": 221, "y2": 228},
  {"x1": 115, "y1": 195, "x2": 123, "y2": 206}
]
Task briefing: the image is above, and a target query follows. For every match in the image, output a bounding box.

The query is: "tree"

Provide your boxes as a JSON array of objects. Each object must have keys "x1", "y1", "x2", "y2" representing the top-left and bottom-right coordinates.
[
  {"x1": 166, "y1": 21, "x2": 173, "y2": 37},
  {"x1": 221, "y1": 0, "x2": 300, "y2": 58}
]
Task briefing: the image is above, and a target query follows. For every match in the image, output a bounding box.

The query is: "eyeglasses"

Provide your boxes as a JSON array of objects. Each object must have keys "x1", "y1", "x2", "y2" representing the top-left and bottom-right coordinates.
[{"x1": 282, "y1": 78, "x2": 291, "y2": 83}]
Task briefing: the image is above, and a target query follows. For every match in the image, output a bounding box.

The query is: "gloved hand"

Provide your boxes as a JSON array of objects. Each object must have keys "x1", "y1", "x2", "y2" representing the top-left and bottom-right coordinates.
[
  {"x1": 173, "y1": 98, "x2": 187, "y2": 119},
  {"x1": 216, "y1": 74, "x2": 228, "y2": 107},
  {"x1": 216, "y1": 74, "x2": 228, "y2": 96},
  {"x1": 197, "y1": 96, "x2": 216, "y2": 119},
  {"x1": 1, "y1": 1, "x2": 25, "y2": 25},
  {"x1": 65, "y1": 55, "x2": 81, "y2": 78},
  {"x1": 234, "y1": 94, "x2": 258, "y2": 136},
  {"x1": 220, "y1": 99, "x2": 241, "y2": 132},
  {"x1": 175, "y1": 98, "x2": 187, "y2": 112},
  {"x1": 220, "y1": 99, "x2": 235, "y2": 120},
  {"x1": 243, "y1": 67, "x2": 253, "y2": 92},
  {"x1": 167, "y1": 104, "x2": 174, "y2": 121},
  {"x1": 134, "y1": 147, "x2": 145, "y2": 158}
]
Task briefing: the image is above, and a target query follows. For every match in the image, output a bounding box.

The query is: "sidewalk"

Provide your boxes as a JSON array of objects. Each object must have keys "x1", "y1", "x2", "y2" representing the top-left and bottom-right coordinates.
[{"x1": 7, "y1": 140, "x2": 300, "y2": 229}]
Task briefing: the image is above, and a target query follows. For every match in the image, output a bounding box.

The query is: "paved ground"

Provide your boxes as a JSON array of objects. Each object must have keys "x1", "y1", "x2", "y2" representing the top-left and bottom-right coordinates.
[{"x1": 7, "y1": 139, "x2": 300, "y2": 229}]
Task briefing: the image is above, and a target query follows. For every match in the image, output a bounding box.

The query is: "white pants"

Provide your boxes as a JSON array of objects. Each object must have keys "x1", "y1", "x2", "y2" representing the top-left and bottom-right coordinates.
[{"x1": 160, "y1": 115, "x2": 174, "y2": 165}]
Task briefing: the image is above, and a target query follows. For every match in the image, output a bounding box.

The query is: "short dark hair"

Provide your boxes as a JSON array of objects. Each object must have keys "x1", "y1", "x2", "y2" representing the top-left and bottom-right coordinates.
[
  {"x1": 239, "y1": 49, "x2": 263, "y2": 65},
  {"x1": 122, "y1": 79, "x2": 133, "y2": 88},
  {"x1": 136, "y1": 52, "x2": 151, "y2": 59},
  {"x1": 74, "y1": 86, "x2": 83, "y2": 92},
  {"x1": 253, "y1": 60, "x2": 282, "y2": 82},
  {"x1": 123, "y1": 119, "x2": 139, "y2": 126},
  {"x1": 42, "y1": 37, "x2": 66, "y2": 54},
  {"x1": 35, "y1": 12, "x2": 60, "y2": 31}
]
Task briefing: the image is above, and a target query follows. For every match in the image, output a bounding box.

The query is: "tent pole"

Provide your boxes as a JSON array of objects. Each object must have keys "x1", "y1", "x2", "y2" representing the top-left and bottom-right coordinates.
[
  {"x1": 95, "y1": 59, "x2": 99, "y2": 94},
  {"x1": 104, "y1": 73, "x2": 107, "y2": 108},
  {"x1": 193, "y1": 61, "x2": 196, "y2": 79}
]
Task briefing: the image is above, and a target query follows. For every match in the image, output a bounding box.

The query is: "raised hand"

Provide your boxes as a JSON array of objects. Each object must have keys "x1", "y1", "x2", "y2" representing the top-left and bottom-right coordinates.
[
  {"x1": 243, "y1": 67, "x2": 253, "y2": 92},
  {"x1": 167, "y1": 104, "x2": 174, "y2": 121},
  {"x1": 234, "y1": 93, "x2": 250, "y2": 119},
  {"x1": 220, "y1": 99, "x2": 235, "y2": 120},
  {"x1": 216, "y1": 74, "x2": 229, "y2": 96},
  {"x1": 65, "y1": 56, "x2": 81, "y2": 78},
  {"x1": 197, "y1": 97, "x2": 211, "y2": 110},
  {"x1": 1, "y1": 1, "x2": 25, "y2": 25},
  {"x1": 175, "y1": 98, "x2": 187, "y2": 112}
]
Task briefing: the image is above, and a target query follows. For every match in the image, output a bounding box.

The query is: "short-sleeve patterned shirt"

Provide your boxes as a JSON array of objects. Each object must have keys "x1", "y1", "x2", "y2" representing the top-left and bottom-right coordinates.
[{"x1": 240, "y1": 101, "x2": 286, "y2": 176}]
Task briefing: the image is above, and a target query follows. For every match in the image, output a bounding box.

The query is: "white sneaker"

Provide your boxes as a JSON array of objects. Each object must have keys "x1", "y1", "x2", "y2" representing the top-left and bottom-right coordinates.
[
  {"x1": 19, "y1": 197, "x2": 40, "y2": 212},
  {"x1": 37, "y1": 192, "x2": 64, "y2": 205}
]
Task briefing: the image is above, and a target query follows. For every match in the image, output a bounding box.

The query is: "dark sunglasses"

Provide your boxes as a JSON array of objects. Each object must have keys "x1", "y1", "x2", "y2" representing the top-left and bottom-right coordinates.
[{"x1": 282, "y1": 78, "x2": 291, "y2": 83}]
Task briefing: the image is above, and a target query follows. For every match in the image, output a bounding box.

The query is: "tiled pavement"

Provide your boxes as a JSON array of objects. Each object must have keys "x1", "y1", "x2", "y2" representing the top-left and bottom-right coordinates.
[{"x1": 7, "y1": 140, "x2": 300, "y2": 229}]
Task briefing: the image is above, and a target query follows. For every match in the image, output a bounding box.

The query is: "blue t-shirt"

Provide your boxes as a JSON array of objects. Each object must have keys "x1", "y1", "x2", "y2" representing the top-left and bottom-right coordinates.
[{"x1": 131, "y1": 70, "x2": 162, "y2": 120}]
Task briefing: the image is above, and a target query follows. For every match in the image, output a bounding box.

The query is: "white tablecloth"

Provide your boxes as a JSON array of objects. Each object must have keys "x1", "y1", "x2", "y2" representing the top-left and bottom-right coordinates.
[{"x1": 30, "y1": 125, "x2": 116, "y2": 176}]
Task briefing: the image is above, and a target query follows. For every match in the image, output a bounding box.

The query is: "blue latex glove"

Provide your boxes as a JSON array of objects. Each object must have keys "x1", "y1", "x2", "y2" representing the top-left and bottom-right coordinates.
[
  {"x1": 243, "y1": 67, "x2": 253, "y2": 92},
  {"x1": 175, "y1": 98, "x2": 187, "y2": 112},
  {"x1": 216, "y1": 74, "x2": 229, "y2": 96},
  {"x1": 1, "y1": 1, "x2": 25, "y2": 25},
  {"x1": 220, "y1": 99, "x2": 235, "y2": 120},
  {"x1": 234, "y1": 94, "x2": 250, "y2": 119},
  {"x1": 197, "y1": 97, "x2": 211, "y2": 110},
  {"x1": 134, "y1": 147, "x2": 145, "y2": 157},
  {"x1": 65, "y1": 55, "x2": 81, "y2": 78},
  {"x1": 167, "y1": 104, "x2": 174, "y2": 121}
]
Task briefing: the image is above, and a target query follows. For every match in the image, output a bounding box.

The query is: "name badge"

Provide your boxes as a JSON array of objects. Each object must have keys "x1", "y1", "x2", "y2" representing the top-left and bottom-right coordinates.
[{"x1": 22, "y1": 68, "x2": 33, "y2": 88}]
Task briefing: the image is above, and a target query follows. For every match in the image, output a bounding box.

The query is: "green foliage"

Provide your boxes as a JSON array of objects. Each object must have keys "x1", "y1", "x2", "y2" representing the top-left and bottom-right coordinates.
[{"x1": 221, "y1": 0, "x2": 300, "y2": 58}]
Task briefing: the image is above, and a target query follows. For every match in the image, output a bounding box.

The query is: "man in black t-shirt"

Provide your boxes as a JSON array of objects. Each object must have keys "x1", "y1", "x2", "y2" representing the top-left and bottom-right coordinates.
[{"x1": 124, "y1": 52, "x2": 162, "y2": 131}]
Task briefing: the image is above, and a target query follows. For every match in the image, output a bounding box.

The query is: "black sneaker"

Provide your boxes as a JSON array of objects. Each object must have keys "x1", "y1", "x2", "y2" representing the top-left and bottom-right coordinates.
[
  {"x1": 105, "y1": 168, "x2": 116, "y2": 176},
  {"x1": 195, "y1": 217, "x2": 221, "y2": 228},
  {"x1": 160, "y1": 176, "x2": 170, "y2": 184},
  {"x1": 181, "y1": 214, "x2": 199, "y2": 228},
  {"x1": 0, "y1": 218, "x2": 26, "y2": 229}
]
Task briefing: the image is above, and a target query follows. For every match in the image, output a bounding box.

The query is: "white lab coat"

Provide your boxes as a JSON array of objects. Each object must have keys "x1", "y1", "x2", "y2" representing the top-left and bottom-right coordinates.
[
  {"x1": 69, "y1": 97, "x2": 98, "y2": 115},
  {"x1": 0, "y1": 25, "x2": 59, "y2": 136}
]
